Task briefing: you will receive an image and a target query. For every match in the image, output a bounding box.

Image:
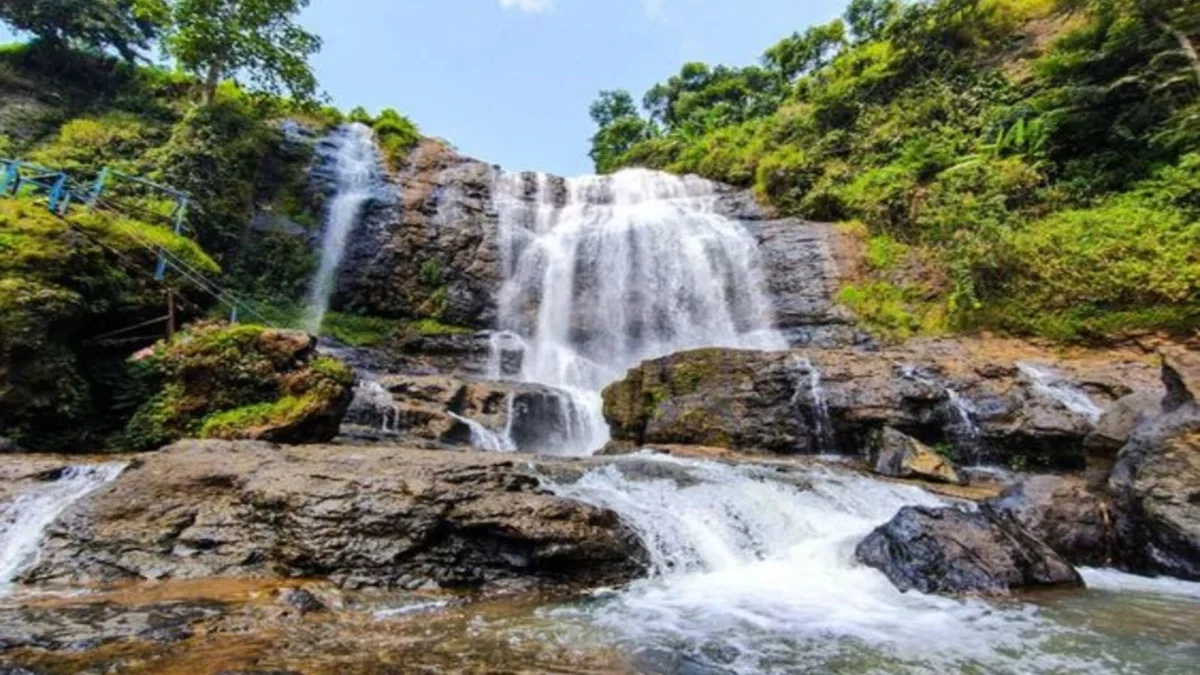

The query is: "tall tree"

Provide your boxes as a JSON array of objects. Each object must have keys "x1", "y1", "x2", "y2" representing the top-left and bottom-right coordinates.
[
  {"x1": 0, "y1": 0, "x2": 168, "y2": 61},
  {"x1": 588, "y1": 90, "x2": 653, "y2": 174},
  {"x1": 763, "y1": 20, "x2": 846, "y2": 82},
  {"x1": 164, "y1": 0, "x2": 321, "y2": 105},
  {"x1": 844, "y1": 0, "x2": 899, "y2": 41}
]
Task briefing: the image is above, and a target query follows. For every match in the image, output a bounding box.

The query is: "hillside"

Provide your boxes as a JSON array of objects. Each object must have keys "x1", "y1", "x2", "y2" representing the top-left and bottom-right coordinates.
[{"x1": 589, "y1": 0, "x2": 1200, "y2": 342}]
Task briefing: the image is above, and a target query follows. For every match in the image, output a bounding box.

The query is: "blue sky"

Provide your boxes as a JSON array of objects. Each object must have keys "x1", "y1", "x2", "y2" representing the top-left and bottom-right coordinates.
[
  {"x1": 1, "y1": 1, "x2": 845, "y2": 176},
  {"x1": 301, "y1": 0, "x2": 843, "y2": 176}
]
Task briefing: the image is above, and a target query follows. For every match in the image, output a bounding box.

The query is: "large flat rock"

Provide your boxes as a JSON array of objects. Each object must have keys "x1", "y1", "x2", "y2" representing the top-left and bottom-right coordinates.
[{"x1": 19, "y1": 441, "x2": 645, "y2": 592}]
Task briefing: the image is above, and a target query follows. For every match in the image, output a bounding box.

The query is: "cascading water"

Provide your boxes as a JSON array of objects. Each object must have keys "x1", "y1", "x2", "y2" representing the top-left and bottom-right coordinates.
[
  {"x1": 0, "y1": 463, "x2": 125, "y2": 594},
  {"x1": 492, "y1": 169, "x2": 785, "y2": 455},
  {"x1": 901, "y1": 365, "x2": 983, "y2": 461},
  {"x1": 305, "y1": 123, "x2": 381, "y2": 333},
  {"x1": 792, "y1": 357, "x2": 836, "y2": 454},
  {"x1": 535, "y1": 455, "x2": 1200, "y2": 673},
  {"x1": 1018, "y1": 362, "x2": 1105, "y2": 423},
  {"x1": 447, "y1": 407, "x2": 517, "y2": 453}
]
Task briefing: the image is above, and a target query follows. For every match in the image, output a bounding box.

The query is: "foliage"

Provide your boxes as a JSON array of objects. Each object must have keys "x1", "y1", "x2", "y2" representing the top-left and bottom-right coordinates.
[
  {"x1": 163, "y1": 0, "x2": 322, "y2": 104},
  {"x1": 589, "y1": 90, "x2": 655, "y2": 174},
  {"x1": 406, "y1": 319, "x2": 473, "y2": 336},
  {"x1": 587, "y1": 0, "x2": 1200, "y2": 341},
  {"x1": 119, "y1": 322, "x2": 353, "y2": 450},
  {"x1": 0, "y1": 197, "x2": 217, "y2": 450},
  {"x1": 0, "y1": 0, "x2": 167, "y2": 62},
  {"x1": 321, "y1": 312, "x2": 396, "y2": 347},
  {"x1": 351, "y1": 107, "x2": 420, "y2": 170}
]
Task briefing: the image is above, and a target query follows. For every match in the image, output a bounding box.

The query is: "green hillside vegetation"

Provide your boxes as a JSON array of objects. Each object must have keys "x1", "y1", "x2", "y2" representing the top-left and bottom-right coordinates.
[
  {"x1": 0, "y1": 1, "x2": 420, "y2": 451},
  {"x1": 589, "y1": 0, "x2": 1200, "y2": 342}
]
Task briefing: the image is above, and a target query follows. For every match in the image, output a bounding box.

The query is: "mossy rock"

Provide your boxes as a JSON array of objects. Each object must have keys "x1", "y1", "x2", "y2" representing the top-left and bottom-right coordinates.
[{"x1": 120, "y1": 323, "x2": 355, "y2": 450}]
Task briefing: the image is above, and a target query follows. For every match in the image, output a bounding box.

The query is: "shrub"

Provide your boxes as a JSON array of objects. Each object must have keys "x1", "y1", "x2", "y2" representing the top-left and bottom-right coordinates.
[{"x1": 118, "y1": 322, "x2": 354, "y2": 450}]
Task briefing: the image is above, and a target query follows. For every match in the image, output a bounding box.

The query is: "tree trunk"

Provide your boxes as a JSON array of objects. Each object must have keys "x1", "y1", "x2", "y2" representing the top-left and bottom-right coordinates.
[
  {"x1": 1156, "y1": 19, "x2": 1200, "y2": 88},
  {"x1": 202, "y1": 60, "x2": 224, "y2": 105}
]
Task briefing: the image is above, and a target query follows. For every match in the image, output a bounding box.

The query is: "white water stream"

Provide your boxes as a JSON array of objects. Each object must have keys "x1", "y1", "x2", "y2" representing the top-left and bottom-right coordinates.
[
  {"x1": 491, "y1": 169, "x2": 785, "y2": 455},
  {"x1": 1018, "y1": 362, "x2": 1105, "y2": 423},
  {"x1": 532, "y1": 455, "x2": 1200, "y2": 673},
  {"x1": 305, "y1": 123, "x2": 380, "y2": 333},
  {"x1": 0, "y1": 463, "x2": 125, "y2": 594}
]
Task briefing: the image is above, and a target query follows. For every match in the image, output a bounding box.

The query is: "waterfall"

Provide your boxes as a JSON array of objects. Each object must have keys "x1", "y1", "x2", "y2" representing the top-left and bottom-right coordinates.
[
  {"x1": 901, "y1": 365, "x2": 983, "y2": 460},
  {"x1": 0, "y1": 463, "x2": 125, "y2": 594},
  {"x1": 492, "y1": 169, "x2": 785, "y2": 455},
  {"x1": 305, "y1": 123, "x2": 381, "y2": 333},
  {"x1": 344, "y1": 379, "x2": 402, "y2": 436},
  {"x1": 792, "y1": 357, "x2": 836, "y2": 453},
  {"x1": 1018, "y1": 362, "x2": 1104, "y2": 423},
  {"x1": 448, "y1": 407, "x2": 517, "y2": 452}
]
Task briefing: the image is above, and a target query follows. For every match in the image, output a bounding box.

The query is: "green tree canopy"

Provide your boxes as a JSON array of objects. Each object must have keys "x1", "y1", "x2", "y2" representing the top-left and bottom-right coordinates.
[
  {"x1": 588, "y1": 90, "x2": 654, "y2": 174},
  {"x1": 0, "y1": 0, "x2": 168, "y2": 61},
  {"x1": 163, "y1": 0, "x2": 322, "y2": 104},
  {"x1": 844, "y1": 0, "x2": 899, "y2": 41},
  {"x1": 763, "y1": 19, "x2": 846, "y2": 81}
]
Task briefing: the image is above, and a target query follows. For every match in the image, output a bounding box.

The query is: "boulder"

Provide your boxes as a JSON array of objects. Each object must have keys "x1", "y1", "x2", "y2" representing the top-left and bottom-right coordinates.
[
  {"x1": 869, "y1": 427, "x2": 964, "y2": 485},
  {"x1": 120, "y1": 323, "x2": 356, "y2": 450},
  {"x1": 342, "y1": 373, "x2": 594, "y2": 453},
  {"x1": 1083, "y1": 390, "x2": 1162, "y2": 483},
  {"x1": 331, "y1": 140, "x2": 501, "y2": 329},
  {"x1": 1160, "y1": 346, "x2": 1199, "y2": 413},
  {"x1": 602, "y1": 349, "x2": 808, "y2": 454},
  {"x1": 22, "y1": 440, "x2": 645, "y2": 592},
  {"x1": 987, "y1": 475, "x2": 1115, "y2": 567},
  {"x1": 1108, "y1": 351, "x2": 1200, "y2": 579},
  {"x1": 855, "y1": 505, "x2": 1084, "y2": 595}
]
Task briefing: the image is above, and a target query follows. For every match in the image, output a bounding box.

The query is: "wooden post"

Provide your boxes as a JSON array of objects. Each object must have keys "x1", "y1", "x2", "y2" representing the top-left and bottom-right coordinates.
[{"x1": 166, "y1": 290, "x2": 176, "y2": 340}]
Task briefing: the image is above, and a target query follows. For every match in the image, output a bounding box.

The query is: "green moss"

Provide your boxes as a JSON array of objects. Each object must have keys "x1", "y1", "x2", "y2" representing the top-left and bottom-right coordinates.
[
  {"x1": 321, "y1": 312, "x2": 396, "y2": 347},
  {"x1": 199, "y1": 398, "x2": 298, "y2": 439},
  {"x1": 407, "y1": 318, "x2": 473, "y2": 336},
  {"x1": 117, "y1": 322, "x2": 353, "y2": 450}
]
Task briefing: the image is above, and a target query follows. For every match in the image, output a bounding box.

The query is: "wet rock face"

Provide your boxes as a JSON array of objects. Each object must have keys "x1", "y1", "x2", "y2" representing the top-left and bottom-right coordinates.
[
  {"x1": 21, "y1": 440, "x2": 645, "y2": 592},
  {"x1": 0, "y1": 600, "x2": 222, "y2": 653},
  {"x1": 603, "y1": 344, "x2": 1160, "y2": 468},
  {"x1": 1109, "y1": 352, "x2": 1200, "y2": 580},
  {"x1": 330, "y1": 140, "x2": 503, "y2": 329},
  {"x1": 855, "y1": 505, "x2": 1084, "y2": 595},
  {"x1": 987, "y1": 475, "x2": 1115, "y2": 567},
  {"x1": 341, "y1": 373, "x2": 586, "y2": 453},
  {"x1": 869, "y1": 427, "x2": 964, "y2": 485},
  {"x1": 750, "y1": 220, "x2": 859, "y2": 347}
]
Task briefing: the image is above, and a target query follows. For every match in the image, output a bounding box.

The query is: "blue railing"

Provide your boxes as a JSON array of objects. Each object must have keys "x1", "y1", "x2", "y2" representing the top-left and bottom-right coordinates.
[{"x1": 0, "y1": 159, "x2": 265, "y2": 327}]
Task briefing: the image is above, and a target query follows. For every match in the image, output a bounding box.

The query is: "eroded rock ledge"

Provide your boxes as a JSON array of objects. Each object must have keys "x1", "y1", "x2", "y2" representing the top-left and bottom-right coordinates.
[
  {"x1": 603, "y1": 340, "x2": 1162, "y2": 468},
  {"x1": 21, "y1": 440, "x2": 645, "y2": 592}
]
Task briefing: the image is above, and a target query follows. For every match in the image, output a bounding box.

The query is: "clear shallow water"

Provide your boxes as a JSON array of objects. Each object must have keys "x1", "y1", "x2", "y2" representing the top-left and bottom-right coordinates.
[{"x1": 517, "y1": 455, "x2": 1200, "y2": 674}]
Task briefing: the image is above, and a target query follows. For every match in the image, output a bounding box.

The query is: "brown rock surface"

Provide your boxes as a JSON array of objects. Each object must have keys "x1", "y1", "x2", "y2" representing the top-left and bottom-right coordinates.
[
  {"x1": 20, "y1": 440, "x2": 645, "y2": 592},
  {"x1": 603, "y1": 340, "x2": 1163, "y2": 468}
]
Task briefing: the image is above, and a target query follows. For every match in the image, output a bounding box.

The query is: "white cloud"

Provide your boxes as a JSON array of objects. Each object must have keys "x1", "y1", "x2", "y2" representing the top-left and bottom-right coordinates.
[{"x1": 499, "y1": 0, "x2": 554, "y2": 12}]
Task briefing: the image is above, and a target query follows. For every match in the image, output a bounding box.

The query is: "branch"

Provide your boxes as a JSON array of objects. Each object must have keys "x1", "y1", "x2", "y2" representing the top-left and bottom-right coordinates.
[{"x1": 1155, "y1": 18, "x2": 1200, "y2": 88}]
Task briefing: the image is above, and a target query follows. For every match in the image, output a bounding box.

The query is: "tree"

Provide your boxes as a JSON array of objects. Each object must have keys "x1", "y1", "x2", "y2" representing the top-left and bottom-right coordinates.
[
  {"x1": 1133, "y1": 0, "x2": 1200, "y2": 87},
  {"x1": 588, "y1": 90, "x2": 654, "y2": 174},
  {"x1": 763, "y1": 20, "x2": 846, "y2": 82},
  {"x1": 0, "y1": 0, "x2": 168, "y2": 61},
  {"x1": 844, "y1": 0, "x2": 899, "y2": 41},
  {"x1": 164, "y1": 0, "x2": 322, "y2": 105}
]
